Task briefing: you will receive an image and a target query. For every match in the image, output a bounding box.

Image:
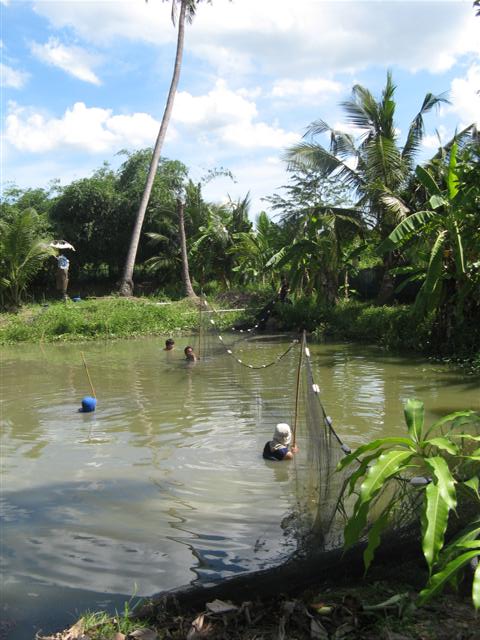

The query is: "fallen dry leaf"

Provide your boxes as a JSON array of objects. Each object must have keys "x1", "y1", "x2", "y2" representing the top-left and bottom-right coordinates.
[
  {"x1": 310, "y1": 617, "x2": 328, "y2": 640},
  {"x1": 128, "y1": 629, "x2": 157, "y2": 640},
  {"x1": 187, "y1": 613, "x2": 207, "y2": 640},
  {"x1": 206, "y1": 599, "x2": 238, "y2": 614}
]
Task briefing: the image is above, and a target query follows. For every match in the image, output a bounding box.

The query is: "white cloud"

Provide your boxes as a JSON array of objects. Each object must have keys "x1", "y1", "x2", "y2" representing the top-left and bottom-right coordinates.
[
  {"x1": 33, "y1": 1, "x2": 175, "y2": 46},
  {"x1": 173, "y1": 80, "x2": 299, "y2": 149},
  {"x1": 32, "y1": 1, "x2": 480, "y2": 77},
  {"x1": 272, "y1": 78, "x2": 343, "y2": 99},
  {"x1": 201, "y1": 155, "x2": 290, "y2": 214},
  {"x1": 5, "y1": 101, "x2": 170, "y2": 154},
  {"x1": 448, "y1": 64, "x2": 480, "y2": 127},
  {"x1": 422, "y1": 125, "x2": 450, "y2": 150},
  {"x1": 30, "y1": 37, "x2": 102, "y2": 85},
  {"x1": 0, "y1": 62, "x2": 29, "y2": 89}
]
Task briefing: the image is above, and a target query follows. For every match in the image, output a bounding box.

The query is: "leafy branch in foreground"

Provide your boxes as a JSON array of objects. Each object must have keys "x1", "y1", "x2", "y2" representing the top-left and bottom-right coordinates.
[{"x1": 338, "y1": 398, "x2": 480, "y2": 608}]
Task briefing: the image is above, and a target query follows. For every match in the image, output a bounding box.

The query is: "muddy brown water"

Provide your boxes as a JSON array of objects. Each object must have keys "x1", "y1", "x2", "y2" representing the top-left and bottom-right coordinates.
[{"x1": 1, "y1": 336, "x2": 478, "y2": 639}]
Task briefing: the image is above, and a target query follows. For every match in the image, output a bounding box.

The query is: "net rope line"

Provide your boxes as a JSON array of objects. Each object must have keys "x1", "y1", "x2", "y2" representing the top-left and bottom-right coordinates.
[
  {"x1": 204, "y1": 291, "x2": 282, "y2": 337},
  {"x1": 200, "y1": 298, "x2": 300, "y2": 370},
  {"x1": 303, "y1": 335, "x2": 352, "y2": 457}
]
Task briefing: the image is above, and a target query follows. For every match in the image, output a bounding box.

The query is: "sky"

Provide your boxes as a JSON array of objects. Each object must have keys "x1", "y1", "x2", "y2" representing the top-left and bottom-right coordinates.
[{"x1": 1, "y1": 0, "x2": 479, "y2": 218}]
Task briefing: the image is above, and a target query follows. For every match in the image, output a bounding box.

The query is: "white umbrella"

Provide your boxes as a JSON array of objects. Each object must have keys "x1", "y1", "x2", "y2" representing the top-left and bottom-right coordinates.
[{"x1": 50, "y1": 240, "x2": 76, "y2": 251}]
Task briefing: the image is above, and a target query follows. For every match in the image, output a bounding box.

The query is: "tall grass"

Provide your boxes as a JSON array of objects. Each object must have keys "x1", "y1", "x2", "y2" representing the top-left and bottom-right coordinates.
[{"x1": 0, "y1": 297, "x2": 244, "y2": 344}]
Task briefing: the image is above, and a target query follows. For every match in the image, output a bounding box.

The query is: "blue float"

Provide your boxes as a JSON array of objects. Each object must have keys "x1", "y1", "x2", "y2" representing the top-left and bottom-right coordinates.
[{"x1": 80, "y1": 396, "x2": 97, "y2": 412}]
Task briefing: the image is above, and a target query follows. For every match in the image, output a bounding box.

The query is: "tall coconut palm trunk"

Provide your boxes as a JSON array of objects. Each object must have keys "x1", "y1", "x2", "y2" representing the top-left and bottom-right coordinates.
[
  {"x1": 177, "y1": 198, "x2": 197, "y2": 299},
  {"x1": 118, "y1": 0, "x2": 188, "y2": 296}
]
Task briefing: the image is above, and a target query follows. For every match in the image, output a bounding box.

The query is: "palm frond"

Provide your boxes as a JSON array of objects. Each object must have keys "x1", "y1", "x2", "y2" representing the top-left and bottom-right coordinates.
[{"x1": 402, "y1": 92, "x2": 450, "y2": 165}]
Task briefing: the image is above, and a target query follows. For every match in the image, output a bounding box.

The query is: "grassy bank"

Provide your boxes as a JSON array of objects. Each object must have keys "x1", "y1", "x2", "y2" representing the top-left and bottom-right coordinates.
[
  {"x1": 0, "y1": 297, "x2": 246, "y2": 344},
  {"x1": 2, "y1": 296, "x2": 479, "y2": 372}
]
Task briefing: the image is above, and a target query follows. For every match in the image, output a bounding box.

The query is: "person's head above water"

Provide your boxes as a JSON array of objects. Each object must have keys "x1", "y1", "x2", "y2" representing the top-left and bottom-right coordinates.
[
  {"x1": 164, "y1": 338, "x2": 175, "y2": 351},
  {"x1": 272, "y1": 423, "x2": 292, "y2": 446},
  {"x1": 184, "y1": 345, "x2": 196, "y2": 360}
]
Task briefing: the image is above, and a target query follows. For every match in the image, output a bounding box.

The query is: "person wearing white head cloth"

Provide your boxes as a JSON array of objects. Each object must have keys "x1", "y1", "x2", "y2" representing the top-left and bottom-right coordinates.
[{"x1": 262, "y1": 423, "x2": 298, "y2": 461}]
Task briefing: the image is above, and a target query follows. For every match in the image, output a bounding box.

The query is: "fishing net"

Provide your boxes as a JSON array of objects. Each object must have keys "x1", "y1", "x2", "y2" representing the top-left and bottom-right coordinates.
[{"x1": 192, "y1": 299, "x2": 480, "y2": 561}]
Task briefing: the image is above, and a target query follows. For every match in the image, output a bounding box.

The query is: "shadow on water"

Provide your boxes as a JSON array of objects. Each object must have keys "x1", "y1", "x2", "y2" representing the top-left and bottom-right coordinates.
[{"x1": 1, "y1": 477, "x2": 296, "y2": 640}]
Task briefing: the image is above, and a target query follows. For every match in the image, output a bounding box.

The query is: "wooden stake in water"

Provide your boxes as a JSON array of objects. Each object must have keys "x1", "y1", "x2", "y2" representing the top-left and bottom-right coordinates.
[
  {"x1": 198, "y1": 297, "x2": 202, "y2": 360},
  {"x1": 292, "y1": 330, "x2": 306, "y2": 448},
  {"x1": 81, "y1": 351, "x2": 96, "y2": 398}
]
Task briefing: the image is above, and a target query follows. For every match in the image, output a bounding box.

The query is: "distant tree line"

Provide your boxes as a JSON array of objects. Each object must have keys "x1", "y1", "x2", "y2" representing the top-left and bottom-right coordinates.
[{"x1": 1, "y1": 75, "x2": 479, "y2": 354}]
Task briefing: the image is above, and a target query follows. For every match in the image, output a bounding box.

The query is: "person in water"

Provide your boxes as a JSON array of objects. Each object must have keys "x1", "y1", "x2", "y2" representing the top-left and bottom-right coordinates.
[
  {"x1": 262, "y1": 423, "x2": 298, "y2": 461},
  {"x1": 184, "y1": 345, "x2": 197, "y2": 361},
  {"x1": 164, "y1": 338, "x2": 175, "y2": 351}
]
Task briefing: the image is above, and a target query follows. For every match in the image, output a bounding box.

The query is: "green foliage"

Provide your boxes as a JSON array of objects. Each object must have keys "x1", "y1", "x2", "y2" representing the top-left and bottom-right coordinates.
[
  {"x1": 0, "y1": 298, "x2": 198, "y2": 344},
  {"x1": 339, "y1": 399, "x2": 480, "y2": 608},
  {"x1": 80, "y1": 596, "x2": 148, "y2": 640},
  {"x1": 0, "y1": 297, "x2": 245, "y2": 344},
  {"x1": 0, "y1": 208, "x2": 56, "y2": 307}
]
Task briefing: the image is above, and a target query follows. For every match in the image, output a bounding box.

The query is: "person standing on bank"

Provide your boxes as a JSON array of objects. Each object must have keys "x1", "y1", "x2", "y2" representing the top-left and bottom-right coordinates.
[
  {"x1": 55, "y1": 254, "x2": 70, "y2": 301},
  {"x1": 263, "y1": 423, "x2": 298, "y2": 461}
]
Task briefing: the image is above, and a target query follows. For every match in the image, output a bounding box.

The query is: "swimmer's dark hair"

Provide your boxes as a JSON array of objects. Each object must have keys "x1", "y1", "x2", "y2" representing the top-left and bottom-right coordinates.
[
  {"x1": 165, "y1": 338, "x2": 175, "y2": 347},
  {"x1": 184, "y1": 345, "x2": 193, "y2": 354}
]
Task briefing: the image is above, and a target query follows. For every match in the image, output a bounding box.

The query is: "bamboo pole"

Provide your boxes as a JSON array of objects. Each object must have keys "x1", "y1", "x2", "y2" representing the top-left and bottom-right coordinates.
[
  {"x1": 292, "y1": 330, "x2": 306, "y2": 447},
  {"x1": 198, "y1": 297, "x2": 202, "y2": 360},
  {"x1": 81, "y1": 351, "x2": 96, "y2": 398}
]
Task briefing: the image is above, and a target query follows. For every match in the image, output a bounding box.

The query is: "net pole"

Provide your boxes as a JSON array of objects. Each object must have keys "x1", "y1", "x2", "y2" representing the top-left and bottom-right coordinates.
[
  {"x1": 198, "y1": 297, "x2": 202, "y2": 360},
  {"x1": 81, "y1": 351, "x2": 96, "y2": 398},
  {"x1": 292, "y1": 330, "x2": 305, "y2": 447}
]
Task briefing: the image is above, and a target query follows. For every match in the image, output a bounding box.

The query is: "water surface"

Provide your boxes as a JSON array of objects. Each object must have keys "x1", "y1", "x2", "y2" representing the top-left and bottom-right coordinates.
[{"x1": 1, "y1": 336, "x2": 478, "y2": 639}]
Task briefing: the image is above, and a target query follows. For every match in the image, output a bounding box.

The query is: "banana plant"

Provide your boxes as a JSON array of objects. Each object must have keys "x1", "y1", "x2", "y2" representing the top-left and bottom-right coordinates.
[
  {"x1": 338, "y1": 399, "x2": 480, "y2": 608},
  {"x1": 378, "y1": 142, "x2": 470, "y2": 317}
]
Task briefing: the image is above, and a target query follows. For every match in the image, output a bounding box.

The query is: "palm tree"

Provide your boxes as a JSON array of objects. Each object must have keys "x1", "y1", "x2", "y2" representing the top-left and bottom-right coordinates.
[
  {"x1": 0, "y1": 208, "x2": 56, "y2": 307},
  {"x1": 177, "y1": 196, "x2": 198, "y2": 298},
  {"x1": 229, "y1": 211, "x2": 281, "y2": 286},
  {"x1": 118, "y1": 0, "x2": 203, "y2": 296},
  {"x1": 286, "y1": 72, "x2": 448, "y2": 302}
]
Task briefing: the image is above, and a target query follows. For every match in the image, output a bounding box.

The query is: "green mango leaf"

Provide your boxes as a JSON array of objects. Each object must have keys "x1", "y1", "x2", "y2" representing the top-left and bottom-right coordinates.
[
  {"x1": 418, "y1": 550, "x2": 480, "y2": 606},
  {"x1": 359, "y1": 450, "x2": 414, "y2": 504},
  {"x1": 346, "y1": 452, "x2": 383, "y2": 496},
  {"x1": 424, "y1": 437, "x2": 459, "y2": 455},
  {"x1": 421, "y1": 482, "x2": 449, "y2": 570},
  {"x1": 462, "y1": 476, "x2": 479, "y2": 498},
  {"x1": 439, "y1": 518, "x2": 480, "y2": 564},
  {"x1": 452, "y1": 434, "x2": 480, "y2": 442},
  {"x1": 426, "y1": 410, "x2": 476, "y2": 437},
  {"x1": 473, "y1": 560, "x2": 480, "y2": 611},
  {"x1": 425, "y1": 456, "x2": 457, "y2": 510},
  {"x1": 454, "y1": 541, "x2": 480, "y2": 550},
  {"x1": 344, "y1": 501, "x2": 369, "y2": 550},
  {"x1": 404, "y1": 399, "x2": 424, "y2": 443},
  {"x1": 363, "y1": 508, "x2": 391, "y2": 573},
  {"x1": 415, "y1": 165, "x2": 441, "y2": 195},
  {"x1": 336, "y1": 437, "x2": 415, "y2": 471}
]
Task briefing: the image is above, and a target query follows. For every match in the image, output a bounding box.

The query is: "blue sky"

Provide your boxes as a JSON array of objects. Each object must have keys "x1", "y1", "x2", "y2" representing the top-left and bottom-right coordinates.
[{"x1": 1, "y1": 0, "x2": 479, "y2": 217}]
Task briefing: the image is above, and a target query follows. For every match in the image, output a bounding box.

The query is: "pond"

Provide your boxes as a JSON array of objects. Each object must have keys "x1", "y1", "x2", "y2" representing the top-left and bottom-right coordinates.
[{"x1": 1, "y1": 335, "x2": 478, "y2": 639}]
